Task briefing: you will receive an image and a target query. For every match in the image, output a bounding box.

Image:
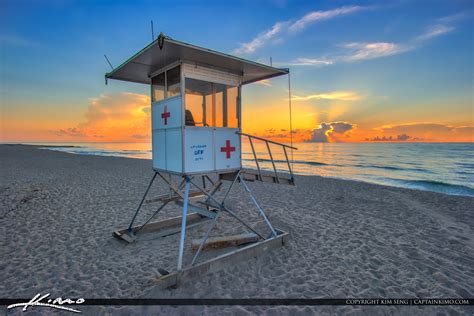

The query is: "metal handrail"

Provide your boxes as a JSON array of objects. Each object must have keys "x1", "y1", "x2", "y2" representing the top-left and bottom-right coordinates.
[
  {"x1": 237, "y1": 131, "x2": 297, "y2": 183},
  {"x1": 238, "y1": 132, "x2": 298, "y2": 150}
]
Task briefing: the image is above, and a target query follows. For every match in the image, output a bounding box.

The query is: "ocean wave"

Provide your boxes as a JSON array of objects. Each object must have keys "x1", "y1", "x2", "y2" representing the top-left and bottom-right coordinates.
[
  {"x1": 389, "y1": 179, "x2": 474, "y2": 197},
  {"x1": 243, "y1": 156, "x2": 430, "y2": 173},
  {"x1": 455, "y1": 170, "x2": 474, "y2": 176},
  {"x1": 456, "y1": 162, "x2": 474, "y2": 169},
  {"x1": 354, "y1": 164, "x2": 430, "y2": 173},
  {"x1": 243, "y1": 158, "x2": 430, "y2": 173},
  {"x1": 38, "y1": 145, "x2": 83, "y2": 148},
  {"x1": 41, "y1": 148, "x2": 150, "y2": 157},
  {"x1": 355, "y1": 164, "x2": 404, "y2": 171}
]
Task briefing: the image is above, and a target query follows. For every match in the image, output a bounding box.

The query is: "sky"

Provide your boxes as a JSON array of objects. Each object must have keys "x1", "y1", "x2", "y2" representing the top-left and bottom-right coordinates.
[{"x1": 1, "y1": 0, "x2": 473, "y2": 143}]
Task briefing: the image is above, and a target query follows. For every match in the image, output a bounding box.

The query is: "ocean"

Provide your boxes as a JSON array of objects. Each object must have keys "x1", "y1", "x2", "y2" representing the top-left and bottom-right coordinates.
[{"x1": 31, "y1": 142, "x2": 474, "y2": 197}]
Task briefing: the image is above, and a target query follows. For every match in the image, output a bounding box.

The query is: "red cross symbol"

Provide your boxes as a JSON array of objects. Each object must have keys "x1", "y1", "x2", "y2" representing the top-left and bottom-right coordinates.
[
  {"x1": 220, "y1": 140, "x2": 236, "y2": 159},
  {"x1": 161, "y1": 105, "x2": 170, "y2": 125}
]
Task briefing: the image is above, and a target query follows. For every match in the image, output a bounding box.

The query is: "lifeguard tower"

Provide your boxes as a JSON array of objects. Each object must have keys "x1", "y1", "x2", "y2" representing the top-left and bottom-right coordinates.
[{"x1": 107, "y1": 33, "x2": 296, "y2": 288}]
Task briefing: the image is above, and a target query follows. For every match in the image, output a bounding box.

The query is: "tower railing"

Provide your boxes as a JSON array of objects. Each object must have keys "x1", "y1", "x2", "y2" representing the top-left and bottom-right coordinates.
[{"x1": 237, "y1": 132, "x2": 297, "y2": 185}]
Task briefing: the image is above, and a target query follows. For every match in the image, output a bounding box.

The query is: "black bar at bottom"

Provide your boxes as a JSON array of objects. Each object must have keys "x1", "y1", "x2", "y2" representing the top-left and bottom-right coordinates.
[{"x1": 1, "y1": 298, "x2": 473, "y2": 306}]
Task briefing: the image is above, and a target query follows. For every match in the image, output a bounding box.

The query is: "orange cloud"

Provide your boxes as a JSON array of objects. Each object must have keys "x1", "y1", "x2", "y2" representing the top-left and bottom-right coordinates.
[
  {"x1": 51, "y1": 93, "x2": 150, "y2": 142},
  {"x1": 372, "y1": 123, "x2": 474, "y2": 142},
  {"x1": 253, "y1": 121, "x2": 474, "y2": 144}
]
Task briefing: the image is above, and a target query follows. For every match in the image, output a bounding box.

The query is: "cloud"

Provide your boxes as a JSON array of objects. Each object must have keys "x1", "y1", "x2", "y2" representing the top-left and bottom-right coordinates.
[
  {"x1": 255, "y1": 79, "x2": 272, "y2": 87},
  {"x1": 234, "y1": 6, "x2": 367, "y2": 55},
  {"x1": 341, "y1": 42, "x2": 409, "y2": 61},
  {"x1": 292, "y1": 91, "x2": 361, "y2": 101},
  {"x1": 415, "y1": 24, "x2": 455, "y2": 41},
  {"x1": 288, "y1": 11, "x2": 466, "y2": 66},
  {"x1": 287, "y1": 58, "x2": 334, "y2": 66},
  {"x1": 288, "y1": 6, "x2": 365, "y2": 33},
  {"x1": 367, "y1": 134, "x2": 412, "y2": 142},
  {"x1": 252, "y1": 128, "x2": 312, "y2": 142},
  {"x1": 404, "y1": 12, "x2": 465, "y2": 43},
  {"x1": 373, "y1": 123, "x2": 474, "y2": 142},
  {"x1": 454, "y1": 126, "x2": 474, "y2": 134},
  {"x1": 437, "y1": 11, "x2": 472, "y2": 24},
  {"x1": 234, "y1": 22, "x2": 287, "y2": 55},
  {"x1": 309, "y1": 121, "x2": 356, "y2": 142},
  {"x1": 287, "y1": 41, "x2": 410, "y2": 66},
  {"x1": 330, "y1": 122, "x2": 354, "y2": 134},
  {"x1": 377, "y1": 123, "x2": 451, "y2": 134},
  {"x1": 289, "y1": 41, "x2": 412, "y2": 66},
  {"x1": 52, "y1": 128, "x2": 86, "y2": 138},
  {"x1": 51, "y1": 93, "x2": 150, "y2": 141},
  {"x1": 397, "y1": 134, "x2": 411, "y2": 141}
]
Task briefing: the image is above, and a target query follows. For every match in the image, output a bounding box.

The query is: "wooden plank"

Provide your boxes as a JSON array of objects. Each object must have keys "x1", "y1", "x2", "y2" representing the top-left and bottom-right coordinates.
[
  {"x1": 114, "y1": 231, "x2": 134, "y2": 243},
  {"x1": 191, "y1": 233, "x2": 259, "y2": 251},
  {"x1": 146, "y1": 229, "x2": 289, "y2": 293},
  {"x1": 113, "y1": 212, "x2": 206, "y2": 242}
]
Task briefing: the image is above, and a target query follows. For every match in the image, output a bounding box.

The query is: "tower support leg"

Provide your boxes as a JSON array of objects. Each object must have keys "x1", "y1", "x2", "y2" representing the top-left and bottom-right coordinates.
[{"x1": 177, "y1": 177, "x2": 191, "y2": 271}]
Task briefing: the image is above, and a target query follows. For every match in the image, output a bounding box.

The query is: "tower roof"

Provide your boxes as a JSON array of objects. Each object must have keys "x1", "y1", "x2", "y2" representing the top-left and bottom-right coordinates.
[{"x1": 105, "y1": 35, "x2": 289, "y2": 85}]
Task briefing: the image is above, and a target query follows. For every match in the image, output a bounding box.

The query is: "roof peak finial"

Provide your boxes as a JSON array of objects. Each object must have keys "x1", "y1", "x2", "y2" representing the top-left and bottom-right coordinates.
[{"x1": 158, "y1": 32, "x2": 165, "y2": 50}]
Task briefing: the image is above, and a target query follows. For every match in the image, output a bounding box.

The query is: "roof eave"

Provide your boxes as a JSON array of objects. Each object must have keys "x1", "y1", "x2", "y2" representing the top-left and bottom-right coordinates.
[{"x1": 105, "y1": 37, "x2": 290, "y2": 84}]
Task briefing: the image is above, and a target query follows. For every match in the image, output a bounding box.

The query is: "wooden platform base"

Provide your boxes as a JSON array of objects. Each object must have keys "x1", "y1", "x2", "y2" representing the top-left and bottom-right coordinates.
[
  {"x1": 191, "y1": 233, "x2": 259, "y2": 251},
  {"x1": 146, "y1": 229, "x2": 289, "y2": 292}
]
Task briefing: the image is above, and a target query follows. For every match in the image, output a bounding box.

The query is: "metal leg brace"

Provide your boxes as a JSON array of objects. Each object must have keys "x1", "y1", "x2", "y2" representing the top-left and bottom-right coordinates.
[
  {"x1": 191, "y1": 210, "x2": 221, "y2": 265},
  {"x1": 127, "y1": 172, "x2": 158, "y2": 234},
  {"x1": 133, "y1": 201, "x2": 169, "y2": 235},
  {"x1": 190, "y1": 171, "x2": 242, "y2": 265},
  {"x1": 189, "y1": 178, "x2": 265, "y2": 239},
  {"x1": 239, "y1": 175, "x2": 277, "y2": 237}
]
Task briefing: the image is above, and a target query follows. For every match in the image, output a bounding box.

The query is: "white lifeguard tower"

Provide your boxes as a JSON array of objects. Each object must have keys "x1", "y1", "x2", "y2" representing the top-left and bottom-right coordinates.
[{"x1": 107, "y1": 33, "x2": 296, "y2": 288}]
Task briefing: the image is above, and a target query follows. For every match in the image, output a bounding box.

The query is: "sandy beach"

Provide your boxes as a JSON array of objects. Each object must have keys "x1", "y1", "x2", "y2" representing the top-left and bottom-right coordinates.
[{"x1": 1, "y1": 144, "x2": 473, "y2": 315}]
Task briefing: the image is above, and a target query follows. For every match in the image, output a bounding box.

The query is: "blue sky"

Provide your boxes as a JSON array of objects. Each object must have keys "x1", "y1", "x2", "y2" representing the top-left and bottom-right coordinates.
[{"x1": 1, "y1": 0, "x2": 473, "y2": 142}]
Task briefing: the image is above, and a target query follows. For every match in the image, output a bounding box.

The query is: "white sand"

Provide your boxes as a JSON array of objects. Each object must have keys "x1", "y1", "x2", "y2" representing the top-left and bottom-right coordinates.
[{"x1": 1, "y1": 144, "x2": 472, "y2": 315}]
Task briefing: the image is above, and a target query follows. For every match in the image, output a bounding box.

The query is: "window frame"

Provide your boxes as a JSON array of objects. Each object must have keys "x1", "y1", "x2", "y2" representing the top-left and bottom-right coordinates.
[
  {"x1": 183, "y1": 76, "x2": 241, "y2": 129},
  {"x1": 150, "y1": 61, "x2": 182, "y2": 102}
]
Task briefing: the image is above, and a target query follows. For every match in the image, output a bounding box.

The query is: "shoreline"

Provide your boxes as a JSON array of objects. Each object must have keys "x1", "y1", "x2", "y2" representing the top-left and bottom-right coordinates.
[
  {"x1": 1, "y1": 144, "x2": 473, "y2": 314},
  {"x1": 16, "y1": 143, "x2": 474, "y2": 198}
]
